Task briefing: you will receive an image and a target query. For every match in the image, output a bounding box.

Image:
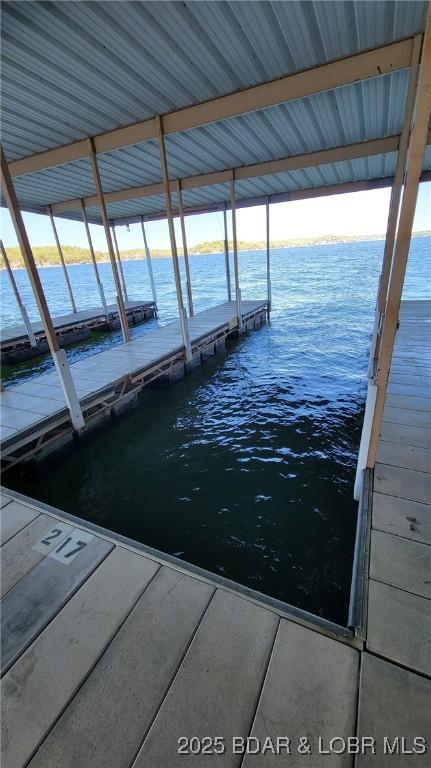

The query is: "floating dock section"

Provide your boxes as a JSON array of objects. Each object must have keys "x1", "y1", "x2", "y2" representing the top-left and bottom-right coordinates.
[
  {"x1": 1, "y1": 300, "x2": 156, "y2": 364},
  {"x1": 0, "y1": 300, "x2": 268, "y2": 469}
]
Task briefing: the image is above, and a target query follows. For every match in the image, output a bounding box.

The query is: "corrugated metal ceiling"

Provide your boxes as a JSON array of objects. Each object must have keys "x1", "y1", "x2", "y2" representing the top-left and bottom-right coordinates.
[{"x1": 1, "y1": 1, "x2": 429, "y2": 224}]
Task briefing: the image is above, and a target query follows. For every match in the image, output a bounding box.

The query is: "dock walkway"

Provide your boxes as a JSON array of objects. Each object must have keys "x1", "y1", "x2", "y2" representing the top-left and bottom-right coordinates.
[
  {"x1": 1, "y1": 299, "x2": 156, "y2": 361},
  {"x1": 1, "y1": 299, "x2": 430, "y2": 766},
  {"x1": 0, "y1": 300, "x2": 267, "y2": 467}
]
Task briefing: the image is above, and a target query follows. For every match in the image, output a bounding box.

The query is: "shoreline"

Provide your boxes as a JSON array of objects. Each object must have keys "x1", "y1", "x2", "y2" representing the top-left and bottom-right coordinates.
[{"x1": 1, "y1": 233, "x2": 430, "y2": 270}]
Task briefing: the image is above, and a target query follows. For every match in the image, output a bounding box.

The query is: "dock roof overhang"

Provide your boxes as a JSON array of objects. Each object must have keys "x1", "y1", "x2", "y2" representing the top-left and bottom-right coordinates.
[{"x1": 1, "y1": 0, "x2": 430, "y2": 226}]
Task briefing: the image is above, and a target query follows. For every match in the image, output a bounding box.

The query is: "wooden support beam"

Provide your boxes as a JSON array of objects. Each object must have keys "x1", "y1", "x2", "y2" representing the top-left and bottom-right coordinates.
[
  {"x1": 0, "y1": 145, "x2": 84, "y2": 431},
  {"x1": 50, "y1": 134, "x2": 403, "y2": 216},
  {"x1": 367, "y1": 34, "x2": 423, "y2": 377},
  {"x1": 9, "y1": 38, "x2": 414, "y2": 178},
  {"x1": 230, "y1": 175, "x2": 242, "y2": 331},
  {"x1": 0, "y1": 239, "x2": 37, "y2": 348},
  {"x1": 223, "y1": 204, "x2": 232, "y2": 302},
  {"x1": 157, "y1": 117, "x2": 192, "y2": 361},
  {"x1": 266, "y1": 197, "x2": 272, "y2": 314},
  {"x1": 88, "y1": 138, "x2": 130, "y2": 343},
  {"x1": 47, "y1": 206, "x2": 77, "y2": 314},
  {"x1": 80, "y1": 200, "x2": 108, "y2": 317},
  {"x1": 366, "y1": 14, "x2": 431, "y2": 469},
  {"x1": 176, "y1": 180, "x2": 194, "y2": 317},
  {"x1": 140, "y1": 218, "x2": 158, "y2": 307},
  {"x1": 111, "y1": 223, "x2": 129, "y2": 302}
]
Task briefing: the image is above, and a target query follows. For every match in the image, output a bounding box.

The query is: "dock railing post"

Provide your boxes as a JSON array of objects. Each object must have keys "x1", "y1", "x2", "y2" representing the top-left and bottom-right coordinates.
[
  {"x1": 0, "y1": 145, "x2": 84, "y2": 430},
  {"x1": 230, "y1": 174, "x2": 243, "y2": 332},
  {"x1": 354, "y1": 20, "x2": 430, "y2": 495},
  {"x1": 223, "y1": 203, "x2": 232, "y2": 302},
  {"x1": 176, "y1": 180, "x2": 194, "y2": 317},
  {"x1": 266, "y1": 196, "x2": 272, "y2": 316},
  {"x1": 88, "y1": 138, "x2": 130, "y2": 343},
  {"x1": 111, "y1": 223, "x2": 129, "y2": 303},
  {"x1": 0, "y1": 239, "x2": 37, "y2": 348},
  {"x1": 80, "y1": 200, "x2": 108, "y2": 321},
  {"x1": 48, "y1": 206, "x2": 77, "y2": 314},
  {"x1": 367, "y1": 33, "x2": 422, "y2": 378},
  {"x1": 140, "y1": 217, "x2": 158, "y2": 309},
  {"x1": 157, "y1": 116, "x2": 192, "y2": 362}
]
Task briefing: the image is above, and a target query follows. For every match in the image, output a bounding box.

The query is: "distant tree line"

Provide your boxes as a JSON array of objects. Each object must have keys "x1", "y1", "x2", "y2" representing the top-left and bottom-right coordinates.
[{"x1": 1, "y1": 232, "x2": 429, "y2": 269}]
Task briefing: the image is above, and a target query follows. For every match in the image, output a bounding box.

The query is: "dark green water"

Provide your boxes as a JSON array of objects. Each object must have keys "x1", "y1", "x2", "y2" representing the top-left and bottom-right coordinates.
[{"x1": 4, "y1": 239, "x2": 430, "y2": 625}]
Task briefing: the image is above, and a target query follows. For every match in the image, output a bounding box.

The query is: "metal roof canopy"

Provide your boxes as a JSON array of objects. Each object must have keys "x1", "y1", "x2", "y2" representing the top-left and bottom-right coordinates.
[{"x1": 1, "y1": 0, "x2": 430, "y2": 226}]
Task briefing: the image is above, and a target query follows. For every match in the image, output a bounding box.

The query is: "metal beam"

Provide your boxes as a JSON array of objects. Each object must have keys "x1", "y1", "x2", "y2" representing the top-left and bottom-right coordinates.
[
  {"x1": 111, "y1": 223, "x2": 129, "y2": 302},
  {"x1": 0, "y1": 239, "x2": 37, "y2": 348},
  {"x1": 50, "y1": 134, "x2": 402, "y2": 215},
  {"x1": 176, "y1": 180, "x2": 194, "y2": 317},
  {"x1": 47, "y1": 206, "x2": 77, "y2": 313},
  {"x1": 157, "y1": 117, "x2": 192, "y2": 361},
  {"x1": 0, "y1": 145, "x2": 84, "y2": 431},
  {"x1": 223, "y1": 203, "x2": 232, "y2": 302},
  {"x1": 80, "y1": 200, "x2": 108, "y2": 317},
  {"x1": 88, "y1": 138, "x2": 130, "y2": 342},
  {"x1": 8, "y1": 38, "x2": 413, "y2": 178},
  {"x1": 230, "y1": 175, "x2": 242, "y2": 331},
  {"x1": 367, "y1": 13, "x2": 431, "y2": 469},
  {"x1": 140, "y1": 218, "x2": 157, "y2": 307}
]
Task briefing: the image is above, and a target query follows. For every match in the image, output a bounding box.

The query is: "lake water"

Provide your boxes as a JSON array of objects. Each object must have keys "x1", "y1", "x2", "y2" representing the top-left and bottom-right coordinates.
[{"x1": 2, "y1": 237, "x2": 430, "y2": 625}]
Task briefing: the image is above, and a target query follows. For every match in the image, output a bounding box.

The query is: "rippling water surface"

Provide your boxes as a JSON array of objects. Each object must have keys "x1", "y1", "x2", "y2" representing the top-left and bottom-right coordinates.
[{"x1": 2, "y1": 238, "x2": 430, "y2": 624}]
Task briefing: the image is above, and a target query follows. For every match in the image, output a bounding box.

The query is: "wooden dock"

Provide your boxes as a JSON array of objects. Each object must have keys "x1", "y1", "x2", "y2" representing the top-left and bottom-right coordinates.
[
  {"x1": 0, "y1": 300, "x2": 268, "y2": 469},
  {"x1": 1, "y1": 298, "x2": 430, "y2": 767},
  {"x1": 1, "y1": 300, "x2": 156, "y2": 363}
]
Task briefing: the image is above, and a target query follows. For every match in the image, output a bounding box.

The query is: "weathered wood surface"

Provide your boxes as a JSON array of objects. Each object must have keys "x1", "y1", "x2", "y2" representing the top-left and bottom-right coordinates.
[
  {"x1": 0, "y1": 501, "x2": 39, "y2": 545},
  {"x1": 243, "y1": 621, "x2": 359, "y2": 767},
  {"x1": 1, "y1": 532, "x2": 113, "y2": 674},
  {"x1": 0, "y1": 300, "x2": 266, "y2": 450},
  {"x1": 367, "y1": 300, "x2": 431, "y2": 685},
  {"x1": 1, "y1": 547, "x2": 159, "y2": 768}
]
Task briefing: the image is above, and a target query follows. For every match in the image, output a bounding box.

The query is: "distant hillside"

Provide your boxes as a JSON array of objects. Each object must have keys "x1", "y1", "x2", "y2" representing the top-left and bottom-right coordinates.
[{"x1": 1, "y1": 232, "x2": 430, "y2": 269}]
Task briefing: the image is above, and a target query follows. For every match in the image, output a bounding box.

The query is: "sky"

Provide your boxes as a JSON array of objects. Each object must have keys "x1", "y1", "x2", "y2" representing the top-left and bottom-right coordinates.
[{"x1": 1, "y1": 182, "x2": 430, "y2": 253}]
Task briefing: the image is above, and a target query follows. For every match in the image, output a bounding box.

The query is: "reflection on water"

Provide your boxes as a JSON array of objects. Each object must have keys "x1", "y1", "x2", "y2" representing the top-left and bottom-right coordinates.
[{"x1": 3, "y1": 238, "x2": 430, "y2": 625}]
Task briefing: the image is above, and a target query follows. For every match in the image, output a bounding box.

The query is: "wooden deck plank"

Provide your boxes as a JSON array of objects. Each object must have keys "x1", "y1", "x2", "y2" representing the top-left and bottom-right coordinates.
[
  {"x1": 376, "y1": 440, "x2": 431, "y2": 473},
  {"x1": 385, "y1": 393, "x2": 431, "y2": 413},
  {"x1": 370, "y1": 529, "x2": 431, "y2": 599},
  {"x1": 356, "y1": 654, "x2": 431, "y2": 767},
  {"x1": 243, "y1": 620, "x2": 359, "y2": 767},
  {"x1": 0, "y1": 492, "x2": 13, "y2": 509},
  {"x1": 132, "y1": 589, "x2": 278, "y2": 768},
  {"x1": 367, "y1": 580, "x2": 431, "y2": 676},
  {"x1": 1, "y1": 533, "x2": 113, "y2": 674},
  {"x1": 0, "y1": 515, "x2": 74, "y2": 598},
  {"x1": 29, "y1": 567, "x2": 214, "y2": 768},
  {"x1": 374, "y1": 463, "x2": 431, "y2": 505},
  {"x1": 383, "y1": 406, "x2": 431, "y2": 428},
  {"x1": 0, "y1": 501, "x2": 39, "y2": 546},
  {"x1": 1, "y1": 547, "x2": 159, "y2": 768},
  {"x1": 372, "y1": 492, "x2": 431, "y2": 545},
  {"x1": 387, "y1": 382, "x2": 431, "y2": 397},
  {"x1": 380, "y1": 421, "x2": 431, "y2": 449}
]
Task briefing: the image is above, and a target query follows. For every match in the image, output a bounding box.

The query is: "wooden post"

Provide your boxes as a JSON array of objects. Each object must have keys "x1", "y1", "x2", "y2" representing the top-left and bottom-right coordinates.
[
  {"x1": 88, "y1": 138, "x2": 130, "y2": 342},
  {"x1": 266, "y1": 196, "x2": 272, "y2": 315},
  {"x1": 140, "y1": 217, "x2": 157, "y2": 307},
  {"x1": 111, "y1": 223, "x2": 129, "y2": 302},
  {"x1": 48, "y1": 206, "x2": 77, "y2": 314},
  {"x1": 0, "y1": 239, "x2": 37, "y2": 347},
  {"x1": 157, "y1": 116, "x2": 192, "y2": 361},
  {"x1": 366, "y1": 19, "x2": 431, "y2": 469},
  {"x1": 368, "y1": 34, "x2": 423, "y2": 375},
  {"x1": 230, "y1": 174, "x2": 243, "y2": 331},
  {"x1": 223, "y1": 203, "x2": 232, "y2": 302},
  {"x1": 176, "y1": 180, "x2": 194, "y2": 317},
  {"x1": 0, "y1": 145, "x2": 84, "y2": 430},
  {"x1": 80, "y1": 200, "x2": 108, "y2": 318}
]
